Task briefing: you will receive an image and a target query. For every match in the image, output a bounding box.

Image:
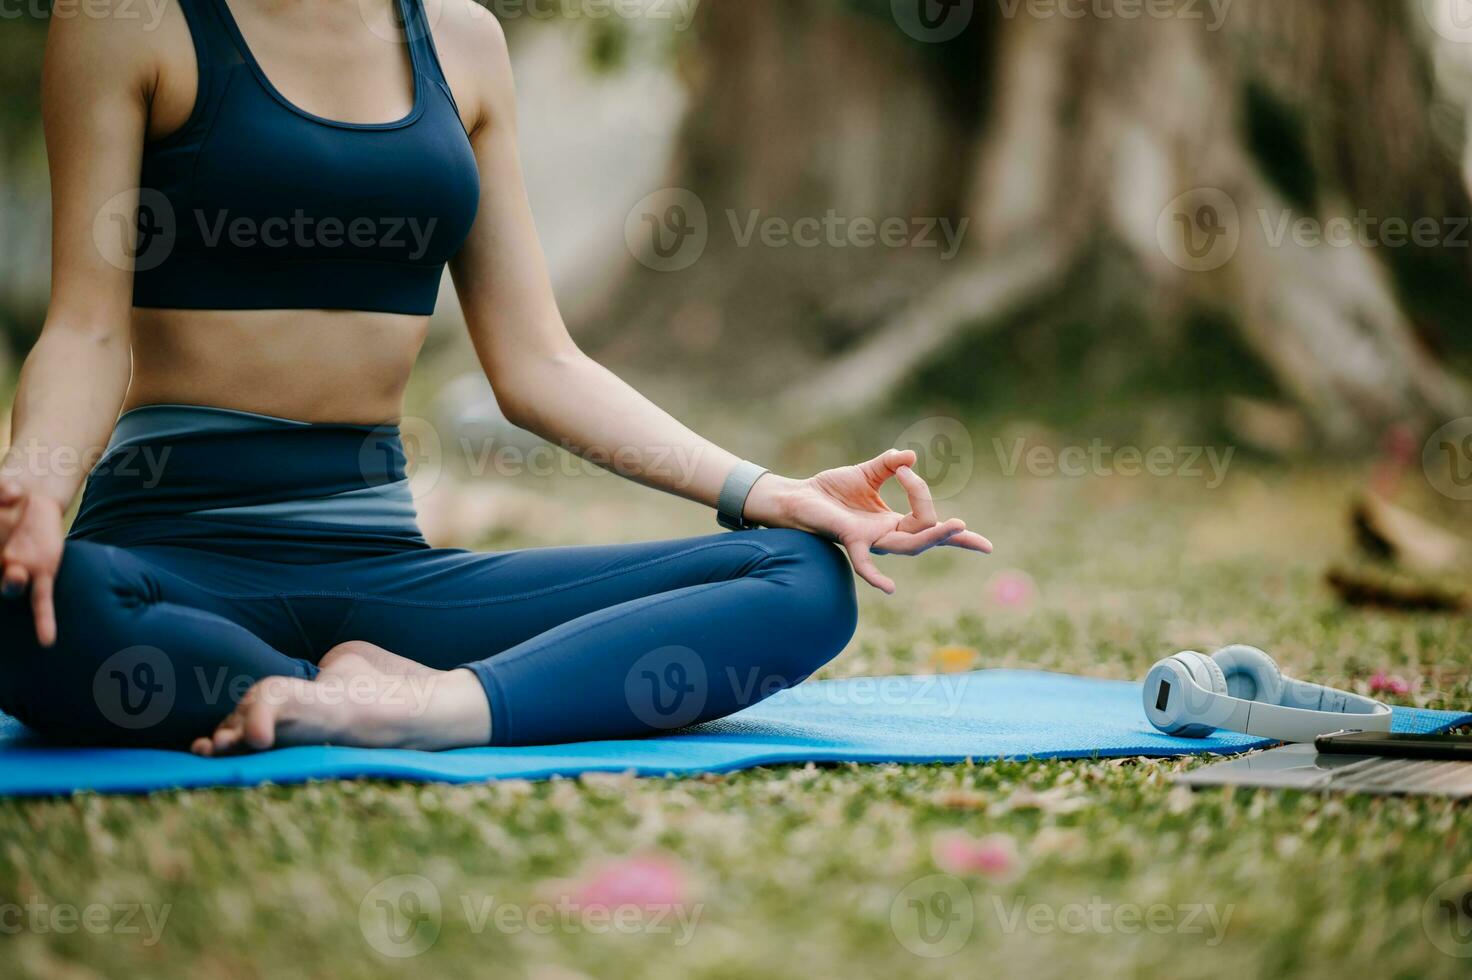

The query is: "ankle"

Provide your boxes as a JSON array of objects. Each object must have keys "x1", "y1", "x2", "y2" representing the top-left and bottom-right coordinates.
[{"x1": 403, "y1": 669, "x2": 491, "y2": 750}]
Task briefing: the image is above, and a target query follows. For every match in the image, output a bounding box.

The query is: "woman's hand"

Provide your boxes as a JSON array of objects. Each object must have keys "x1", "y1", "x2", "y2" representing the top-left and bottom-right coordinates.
[
  {"x1": 0, "y1": 480, "x2": 65, "y2": 647},
  {"x1": 743, "y1": 449, "x2": 991, "y2": 594}
]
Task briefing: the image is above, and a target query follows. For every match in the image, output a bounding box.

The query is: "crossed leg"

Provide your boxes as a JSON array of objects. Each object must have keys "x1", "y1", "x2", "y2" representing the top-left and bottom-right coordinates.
[
  {"x1": 1, "y1": 530, "x2": 858, "y2": 751},
  {"x1": 202, "y1": 529, "x2": 859, "y2": 752}
]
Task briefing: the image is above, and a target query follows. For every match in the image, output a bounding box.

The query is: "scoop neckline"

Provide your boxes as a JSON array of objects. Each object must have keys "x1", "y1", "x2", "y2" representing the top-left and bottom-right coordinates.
[{"x1": 212, "y1": 0, "x2": 426, "y2": 131}]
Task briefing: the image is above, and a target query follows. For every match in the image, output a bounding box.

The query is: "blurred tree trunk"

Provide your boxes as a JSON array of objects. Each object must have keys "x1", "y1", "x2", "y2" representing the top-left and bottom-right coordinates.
[
  {"x1": 0, "y1": 18, "x2": 51, "y2": 350},
  {"x1": 586, "y1": 0, "x2": 1472, "y2": 449}
]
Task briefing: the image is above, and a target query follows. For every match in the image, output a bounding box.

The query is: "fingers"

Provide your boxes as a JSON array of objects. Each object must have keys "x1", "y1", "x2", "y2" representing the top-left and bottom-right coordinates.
[
  {"x1": 894, "y1": 465, "x2": 938, "y2": 527},
  {"x1": 944, "y1": 530, "x2": 993, "y2": 554},
  {"x1": 1, "y1": 560, "x2": 29, "y2": 599},
  {"x1": 843, "y1": 539, "x2": 896, "y2": 595},
  {"x1": 875, "y1": 517, "x2": 965, "y2": 556},
  {"x1": 30, "y1": 572, "x2": 56, "y2": 648},
  {"x1": 858, "y1": 448, "x2": 917, "y2": 490},
  {"x1": 0, "y1": 480, "x2": 22, "y2": 507}
]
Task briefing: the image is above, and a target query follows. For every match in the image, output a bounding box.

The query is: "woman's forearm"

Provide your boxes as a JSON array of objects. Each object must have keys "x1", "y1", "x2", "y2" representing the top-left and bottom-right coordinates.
[
  {"x1": 496, "y1": 351, "x2": 795, "y2": 519},
  {"x1": 3, "y1": 322, "x2": 131, "y2": 507}
]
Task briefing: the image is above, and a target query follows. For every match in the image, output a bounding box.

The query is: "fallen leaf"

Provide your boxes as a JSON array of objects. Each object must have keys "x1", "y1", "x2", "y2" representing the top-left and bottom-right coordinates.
[
  {"x1": 1325, "y1": 567, "x2": 1466, "y2": 613},
  {"x1": 930, "y1": 645, "x2": 979, "y2": 674},
  {"x1": 1352, "y1": 493, "x2": 1465, "y2": 572}
]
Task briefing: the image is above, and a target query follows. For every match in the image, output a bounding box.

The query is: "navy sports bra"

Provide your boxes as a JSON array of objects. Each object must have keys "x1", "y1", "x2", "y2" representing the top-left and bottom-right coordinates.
[{"x1": 132, "y1": 0, "x2": 480, "y2": 316}]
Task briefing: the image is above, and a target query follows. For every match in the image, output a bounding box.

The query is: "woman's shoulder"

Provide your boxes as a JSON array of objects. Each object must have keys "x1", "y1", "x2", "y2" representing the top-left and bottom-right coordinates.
[
  {"x1": 44, "y1": 0, "x2": 188, "y2": 102},
  {"x1": 423, "y1": 0, "x2": 513, "y2": 134}
]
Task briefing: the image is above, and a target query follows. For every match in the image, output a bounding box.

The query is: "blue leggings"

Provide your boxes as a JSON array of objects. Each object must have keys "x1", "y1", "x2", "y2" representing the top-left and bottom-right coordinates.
[{"x1": 0, "y1": 407, "x2": 858, "y2": 748}]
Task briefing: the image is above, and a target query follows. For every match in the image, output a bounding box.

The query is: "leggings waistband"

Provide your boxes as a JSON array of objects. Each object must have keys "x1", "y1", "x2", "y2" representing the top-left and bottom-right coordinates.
[{"x1": 70, "y1": 404, "x2": 427, "y2": 557}]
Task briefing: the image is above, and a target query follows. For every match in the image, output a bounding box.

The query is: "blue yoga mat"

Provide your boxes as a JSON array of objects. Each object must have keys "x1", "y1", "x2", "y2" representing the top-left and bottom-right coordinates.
[{"x1": 0, "y1": 670, "x2": 1466, "y2": 797}]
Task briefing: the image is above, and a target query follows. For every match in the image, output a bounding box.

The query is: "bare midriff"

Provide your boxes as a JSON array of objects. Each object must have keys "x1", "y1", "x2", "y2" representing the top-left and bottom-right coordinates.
[{"x1": 123, "y1": 307, "x2": 431, "y2": 424}]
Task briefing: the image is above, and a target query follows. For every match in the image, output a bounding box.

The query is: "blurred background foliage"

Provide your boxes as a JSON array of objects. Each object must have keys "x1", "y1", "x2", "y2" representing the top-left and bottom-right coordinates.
[{"x1": 3, "y1": 0, "x2": 1472, "y2": 455}]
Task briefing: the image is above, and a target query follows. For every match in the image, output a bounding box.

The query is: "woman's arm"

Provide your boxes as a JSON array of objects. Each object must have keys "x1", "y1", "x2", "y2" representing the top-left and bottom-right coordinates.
[
  {"x1": 444, "y1": 10, "x2": 989, "y2": 593},
  {"x1": 1, "y1": 12, "x2": 151, "y2": 644}
]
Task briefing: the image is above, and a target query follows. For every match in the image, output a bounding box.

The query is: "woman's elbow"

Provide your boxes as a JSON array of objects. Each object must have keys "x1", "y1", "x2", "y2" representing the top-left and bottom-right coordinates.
[{"x1": 486, "y1": 350, "x2": 586, "y2": 430}]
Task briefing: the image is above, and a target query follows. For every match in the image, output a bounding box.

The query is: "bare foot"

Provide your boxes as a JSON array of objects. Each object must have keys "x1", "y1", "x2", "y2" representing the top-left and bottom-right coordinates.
[
  {"x1": 190, "y1": 642, "x2": 490, "y2": 756},
  {"x1": 317, "y1": 639, "x2": 439, "y2": 678}
]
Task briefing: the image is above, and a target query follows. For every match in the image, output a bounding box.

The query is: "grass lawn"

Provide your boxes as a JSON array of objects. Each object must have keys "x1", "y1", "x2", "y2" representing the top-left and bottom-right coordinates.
[{"x1": 3, "y1": 436, "x2": 1471, "y2": 979}]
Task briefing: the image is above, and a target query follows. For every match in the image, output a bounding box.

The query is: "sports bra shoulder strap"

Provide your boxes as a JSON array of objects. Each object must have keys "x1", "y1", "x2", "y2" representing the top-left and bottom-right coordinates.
[
  {"x1": 175, "y1": 0, "x2": 248, "y2": 68},
  {"x1": 399, "y1": 0, "x2": 451, "y2": 86}
]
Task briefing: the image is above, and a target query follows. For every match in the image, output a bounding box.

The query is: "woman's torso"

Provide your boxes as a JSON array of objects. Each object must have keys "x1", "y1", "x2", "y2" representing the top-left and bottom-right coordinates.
[{"x1": 126, "y1": 0, "x2": 477, "y2": 424}]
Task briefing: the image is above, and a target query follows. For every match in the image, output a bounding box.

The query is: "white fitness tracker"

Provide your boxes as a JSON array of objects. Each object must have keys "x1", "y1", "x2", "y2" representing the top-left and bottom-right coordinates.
[{"x1": 717, "y1": 460, "x2": 769, "y2": 531}]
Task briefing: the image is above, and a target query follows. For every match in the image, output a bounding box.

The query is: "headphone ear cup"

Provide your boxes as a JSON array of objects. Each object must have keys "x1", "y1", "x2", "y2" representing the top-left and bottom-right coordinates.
[
  {"x1": 1211, "y1": 645, "x2": 1284, "y2": 704},
  {"x1": 1143, "y1": 653, "x2": 1222, "y2": 737},
  {"x1": 1175, "y1": 651, "x2": 1227, "y2": 696}
]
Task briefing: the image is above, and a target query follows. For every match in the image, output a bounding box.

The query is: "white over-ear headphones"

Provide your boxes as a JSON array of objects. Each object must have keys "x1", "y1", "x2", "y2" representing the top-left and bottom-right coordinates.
[{"x1": 1142, "y1": 644, "x2": 1392, "y2": 743}]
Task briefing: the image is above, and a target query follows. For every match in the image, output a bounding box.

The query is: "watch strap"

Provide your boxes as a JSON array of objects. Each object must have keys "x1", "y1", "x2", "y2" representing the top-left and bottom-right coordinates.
[{"x1": 717, "y1": 461, "x2": 769, "y2": 531}]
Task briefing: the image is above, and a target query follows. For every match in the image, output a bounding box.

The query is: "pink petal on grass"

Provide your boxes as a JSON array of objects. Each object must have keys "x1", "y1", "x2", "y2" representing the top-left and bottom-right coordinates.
[
  {"x1": 987, "y1": 570, "x2": 1037, "y2": 611},
  {"x1": 564, "y1": 854, "x2": 688, "y2": 910},
  {"x1": 1369, "y1": 670, "x2": 1411, "y2": 696},
  {"x1": 931, "y1": 831, "x2": 1022, "y2": 881}
]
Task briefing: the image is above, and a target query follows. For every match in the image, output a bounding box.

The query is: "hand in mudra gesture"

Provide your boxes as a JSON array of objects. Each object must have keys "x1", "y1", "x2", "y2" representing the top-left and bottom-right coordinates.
[
  {"x1": 747, "y1": 449, "x2": 992, "y2": 594},
  {"x1": 0, "y1": 480, "x2": 65, "y2": 647}
]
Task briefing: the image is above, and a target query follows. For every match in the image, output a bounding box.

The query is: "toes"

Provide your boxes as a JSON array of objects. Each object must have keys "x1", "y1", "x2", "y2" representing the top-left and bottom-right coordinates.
[
  {"x1": 190, "y1": 736, "x2": 214, "y2": 757},
  {"x1": 243, "y1": 699, "x2": 278, "y2": 752},
  {"x1": 211, "y1": 713, "x2": 247, "y2": 755}
]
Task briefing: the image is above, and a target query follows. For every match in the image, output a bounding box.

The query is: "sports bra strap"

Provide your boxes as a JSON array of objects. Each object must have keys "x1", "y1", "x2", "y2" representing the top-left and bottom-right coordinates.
[
  {"x1": 181, "y1": 0, "x2": 249, "y2": 68},
  {"x1": 399, "y1": 0, "x2": 454, "y2": 91}
]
